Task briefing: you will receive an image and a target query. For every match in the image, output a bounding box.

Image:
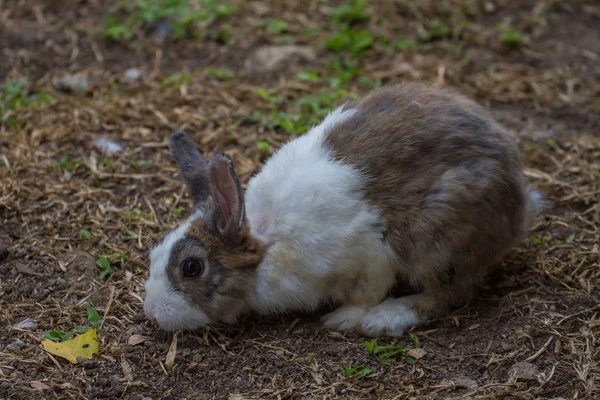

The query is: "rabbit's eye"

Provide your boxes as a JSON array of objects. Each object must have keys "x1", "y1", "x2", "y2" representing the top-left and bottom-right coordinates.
[{"x1": 182, "y1": 260, "x2": 203, "y2": 278}]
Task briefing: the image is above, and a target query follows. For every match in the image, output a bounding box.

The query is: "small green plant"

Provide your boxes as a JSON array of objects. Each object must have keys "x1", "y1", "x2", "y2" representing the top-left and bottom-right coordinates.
[
  {"x1": 161, "y1": 72, "x2": 192, "y2": 89},
  {"x1": 256, "y1": 88, "x2": 286, "y2": 105},
  {"x1": 87, "y1": 304, "x2": 102, "y2": 328},
  {"x1": 529, "y1": 236, "x2": 547, "y2": 246},
  {"x1": 267, "y1": 19, "x2": 289, "y2": 35},
  {"x1": 325, "y1": 29, "x2": 374, "y2": 55},
  {"x1": 1, "y1": 78, "x2": 51, "y2": 129},
  {"x1": 328, "y1": 57, "x2": 362, "y2": 88},
  {"x1": 131, "y1": 159, "x2": 154, "y2": 167},
  {"x1": 96, "y1": 253, "x2": 127, "y2": 278},
  {"x1": 123, "y1": 228, "x2": 138, "y2": 239},
  {"x1": 261, "y1": 88, "x2": 356, "y2": 135},
  {"x1": 394, "y1": 38, "x2": 420, "y2": 51},
  {"x1": 341, "y1": 364, "x2": 372, "y2": 380},
  {"x1": 44, "y1": 304, "x2": 102, "y2": 342},
  {"x1": 206, "y1": 67, "x2": 235, "y2": 81},
  {"x1": 328, "y1": 0, "x2": 369, "y2": 25},
  {"x1": 256, "y1": 140, "x2": 271, "y2": 153},
  {"x1": 44, "y1": 330, "x2": 74, "y2": 343},
  {"x1": 79, "y1": 229, "x2": 92, "y2": 239},
  {"x1": 104, "y1": 0, "x2": 236, "y2": 41},
  {"x1": 364, "y1": 339, "x2": 416, "y2": 364},
  {"x1": 546, "y1": 138, "x2": 558, "y2": 151},
  {"x1": 419, "y1": 18, "x2": 451, "y2": 42},
  {"x1": 207, "y1": 24, "x2": 233, "y2": 44},
  {"x1": 269, "y1": 111, "x2": 313, "y2": 135},
  {"x1": 499, "y1": 25, "x2": 522, "y2": 47},
  {"x1": 60, "y1": 156, "x2": 85, "y2": 181},
  {"x1": 408, "y1": 332, "x2": 421, "y2": 348},
  {"x1": 296, "y1": 70, "x2": 320, "y2": 82},
  {"x1": 566, "y1": 233, "x2": 576, "y2": 244}
]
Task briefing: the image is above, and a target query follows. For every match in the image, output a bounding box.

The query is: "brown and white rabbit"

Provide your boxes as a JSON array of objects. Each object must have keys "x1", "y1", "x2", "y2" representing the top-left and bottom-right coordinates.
[{"x1": 143, "y1": 83, "x2": 543, "y2": 336}]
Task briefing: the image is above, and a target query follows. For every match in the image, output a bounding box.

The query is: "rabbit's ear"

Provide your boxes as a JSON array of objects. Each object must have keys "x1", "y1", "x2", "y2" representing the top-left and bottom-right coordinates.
[
  {"x1": 209, "y1": 153, "x2": 245, "y2": 244},
  {"x1": 169, "y1": 131, "x2": 210, "y2": 206}
]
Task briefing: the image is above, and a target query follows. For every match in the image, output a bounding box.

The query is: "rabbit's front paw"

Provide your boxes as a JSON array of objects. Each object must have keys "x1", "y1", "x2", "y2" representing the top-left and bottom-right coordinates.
[
  {"x1": 321, "y1": 306, "x2": 367, "y2": 332},
  {"x1": 359, "y1": 297, "x2": 420, "y2": 337}
]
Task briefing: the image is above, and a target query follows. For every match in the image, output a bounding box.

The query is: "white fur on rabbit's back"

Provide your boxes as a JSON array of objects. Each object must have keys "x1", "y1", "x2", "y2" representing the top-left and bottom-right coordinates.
[{"x1": 245, "y1": 106, "x2": 398, "y2": 314}]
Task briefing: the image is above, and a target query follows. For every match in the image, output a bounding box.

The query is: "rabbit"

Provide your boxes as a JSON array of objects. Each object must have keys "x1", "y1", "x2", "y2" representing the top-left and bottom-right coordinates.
[{"x1": 143, "y1": 82, "x2": 544, "y2": 337}]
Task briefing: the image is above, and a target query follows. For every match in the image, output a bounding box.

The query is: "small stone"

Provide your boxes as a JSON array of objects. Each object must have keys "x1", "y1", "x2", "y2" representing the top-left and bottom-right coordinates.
[
  {"x1": 94, "y1": 137, "x2": 124, "y2": 155},
  {"x1": 141, "y1": 397, "x2": 153, "y2": 400},
  {"x1": 55, "y1": 73, "x2": 89, "y2": 93},
  {"x1": 14, "y1": 319, "x2": 37, "y2": 331},
  {"x1": 406, "y1": 348, "x2": 427, "y2": 360},
  {"x1": 6, "y1": 339, "x2": 26, "y2": 351},
  {"x1": 452, "y1": 377, "x2": 478, "y2": 390},
  {"x1": 508, "y1": 362, "x2": 540, "y2": 382},
  {"x1": 123, "y1": 68, "x2": 142, "y2": 83},
  {"x1": 246, "y1": 45, "x2": 316, "y2": 73}
]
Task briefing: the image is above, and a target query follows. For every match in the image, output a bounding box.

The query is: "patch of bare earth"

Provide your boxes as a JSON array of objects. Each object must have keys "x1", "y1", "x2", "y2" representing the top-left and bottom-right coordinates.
[{"x1": 1, "y1": 1, "x2": 598, "y2": 399}]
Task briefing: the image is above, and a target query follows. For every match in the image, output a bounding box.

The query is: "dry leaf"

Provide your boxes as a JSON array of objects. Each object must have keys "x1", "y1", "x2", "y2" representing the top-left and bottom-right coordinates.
[
  {"x1": 406, "y1": 348, "x2": 427, "y2": 360},
  {"x1": 128, "y1": 334, "x2": 150, "y2": 346},
  {"x1": 165, "y1": 330, "x2": 180, "y2": 374},
  {"x1": 30, "y1": 381, "x2": 51, "y2": 390},
  {"x1": 42, "y1": 329, "x2": 99, "y2": 364},
  {"x1": 121, "y1": 357, "x2": 134, "y2": 381}
]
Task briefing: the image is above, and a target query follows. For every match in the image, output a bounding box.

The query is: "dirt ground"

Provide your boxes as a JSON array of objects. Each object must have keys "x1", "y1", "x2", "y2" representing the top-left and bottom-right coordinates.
[{"x1": 1, "y1": 0, "x2": 599, "y2": 399}]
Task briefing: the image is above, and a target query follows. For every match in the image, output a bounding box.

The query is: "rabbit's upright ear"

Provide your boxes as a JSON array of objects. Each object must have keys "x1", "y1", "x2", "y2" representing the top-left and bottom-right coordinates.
[
  {"x1": 209, "y1": 153, "x2": 246, "y2": 244},
  {"x1": 169, "y1": 131, "x2": 211, "y2": 206}
]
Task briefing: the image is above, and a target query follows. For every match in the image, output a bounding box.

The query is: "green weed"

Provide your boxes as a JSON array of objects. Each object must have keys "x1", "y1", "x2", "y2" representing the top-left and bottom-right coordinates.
[
  {"x1": 364, "y1": 339, "x2": 417, "y2": 364},
  {"x1": 96, "y1": 253, "x2": 127, "y2": 279},
  {"x1": 529, "y1": 236, "x2": 547, "y2": 246},
  {"x1": 419, "y1": 18, "x2": 451, "y2": 42},
  {"x1": 1, "y1": 78, "x2": 51, "y2": 129},
  {"x1": 327, "y1": 57, "x2": 362, "y2": 88},
  {"x1": 207, "y1": 24, "x2": 233, "y2": 44},
  {"x1": 206, "y1": 67, "x2": 235, "y2": 81},
  {"x1": 44, "y1": 330, "x2": 74, "y2": 342},
  {"x1": 328, "y1": 0, "x2": 369, "y2": 25},
  {"x1": 256, "y1": 140, "x2": 271, "y2": 153},
  {"x1": 499, "y1": 25, "x2": 522, "y2": 47},
  {"x1": 104, "y1": 0, "x2": 236, "y2": 41},
  {"x1": 325, "y1": 29, "x2": 374, "y2": 55},
  {"x1": 266, "y1": 19, "x2": 290, "y2": 35},
  {"x1": 264, "y1": 89, "x2": 356, "y2": 135},
  {"x1": 44, "y1": 304, "x2": 102, "y2": 342},
  {"x1": 296, "y1": 70, "x2": 321, "y2": 82},
  {"x1": 60, "y1": 156, "x2": 85, "y2": 181},
  {"x1": 161, "y1": 72, "x2": 192, "y2": 89},
  {"x1": 340, "y1": 364, "x2": 372, "y2": 379},
  {"x1": 79, "y1": 229, "x2": 93, "y2": 239},
  {"x1": 256, "y1": 88, "x2": 286, "y2": 105},
  {"x1": 394, "y1": 38, "x2": 421, "y2": 51}
]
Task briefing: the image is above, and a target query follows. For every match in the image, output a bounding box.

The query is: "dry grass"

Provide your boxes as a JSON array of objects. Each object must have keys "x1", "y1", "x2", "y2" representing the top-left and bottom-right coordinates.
[{"x1": 0, "y1": 0, "x2": 599, "y2": 399}]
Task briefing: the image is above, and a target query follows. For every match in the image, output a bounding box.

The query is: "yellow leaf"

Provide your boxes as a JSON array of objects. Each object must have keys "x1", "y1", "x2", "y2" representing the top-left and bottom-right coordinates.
[{"x1": 42, "y1": 329, "x2": 99, "y2": 364}]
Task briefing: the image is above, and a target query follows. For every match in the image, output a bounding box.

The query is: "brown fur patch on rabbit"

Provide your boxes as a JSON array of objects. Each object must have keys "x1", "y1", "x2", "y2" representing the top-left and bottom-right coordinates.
[{"x1": 324, "y1": 83, "x2": 534, "y2": 320}]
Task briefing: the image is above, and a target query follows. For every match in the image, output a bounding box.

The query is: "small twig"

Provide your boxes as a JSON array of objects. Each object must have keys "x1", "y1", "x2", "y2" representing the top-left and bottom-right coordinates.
[
  {"x1": 525, "y1": 336, "x2": 553, "y2": 362},
  {"x1": 557, "y1": 305, "x2": 600, "y2": 326}
]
